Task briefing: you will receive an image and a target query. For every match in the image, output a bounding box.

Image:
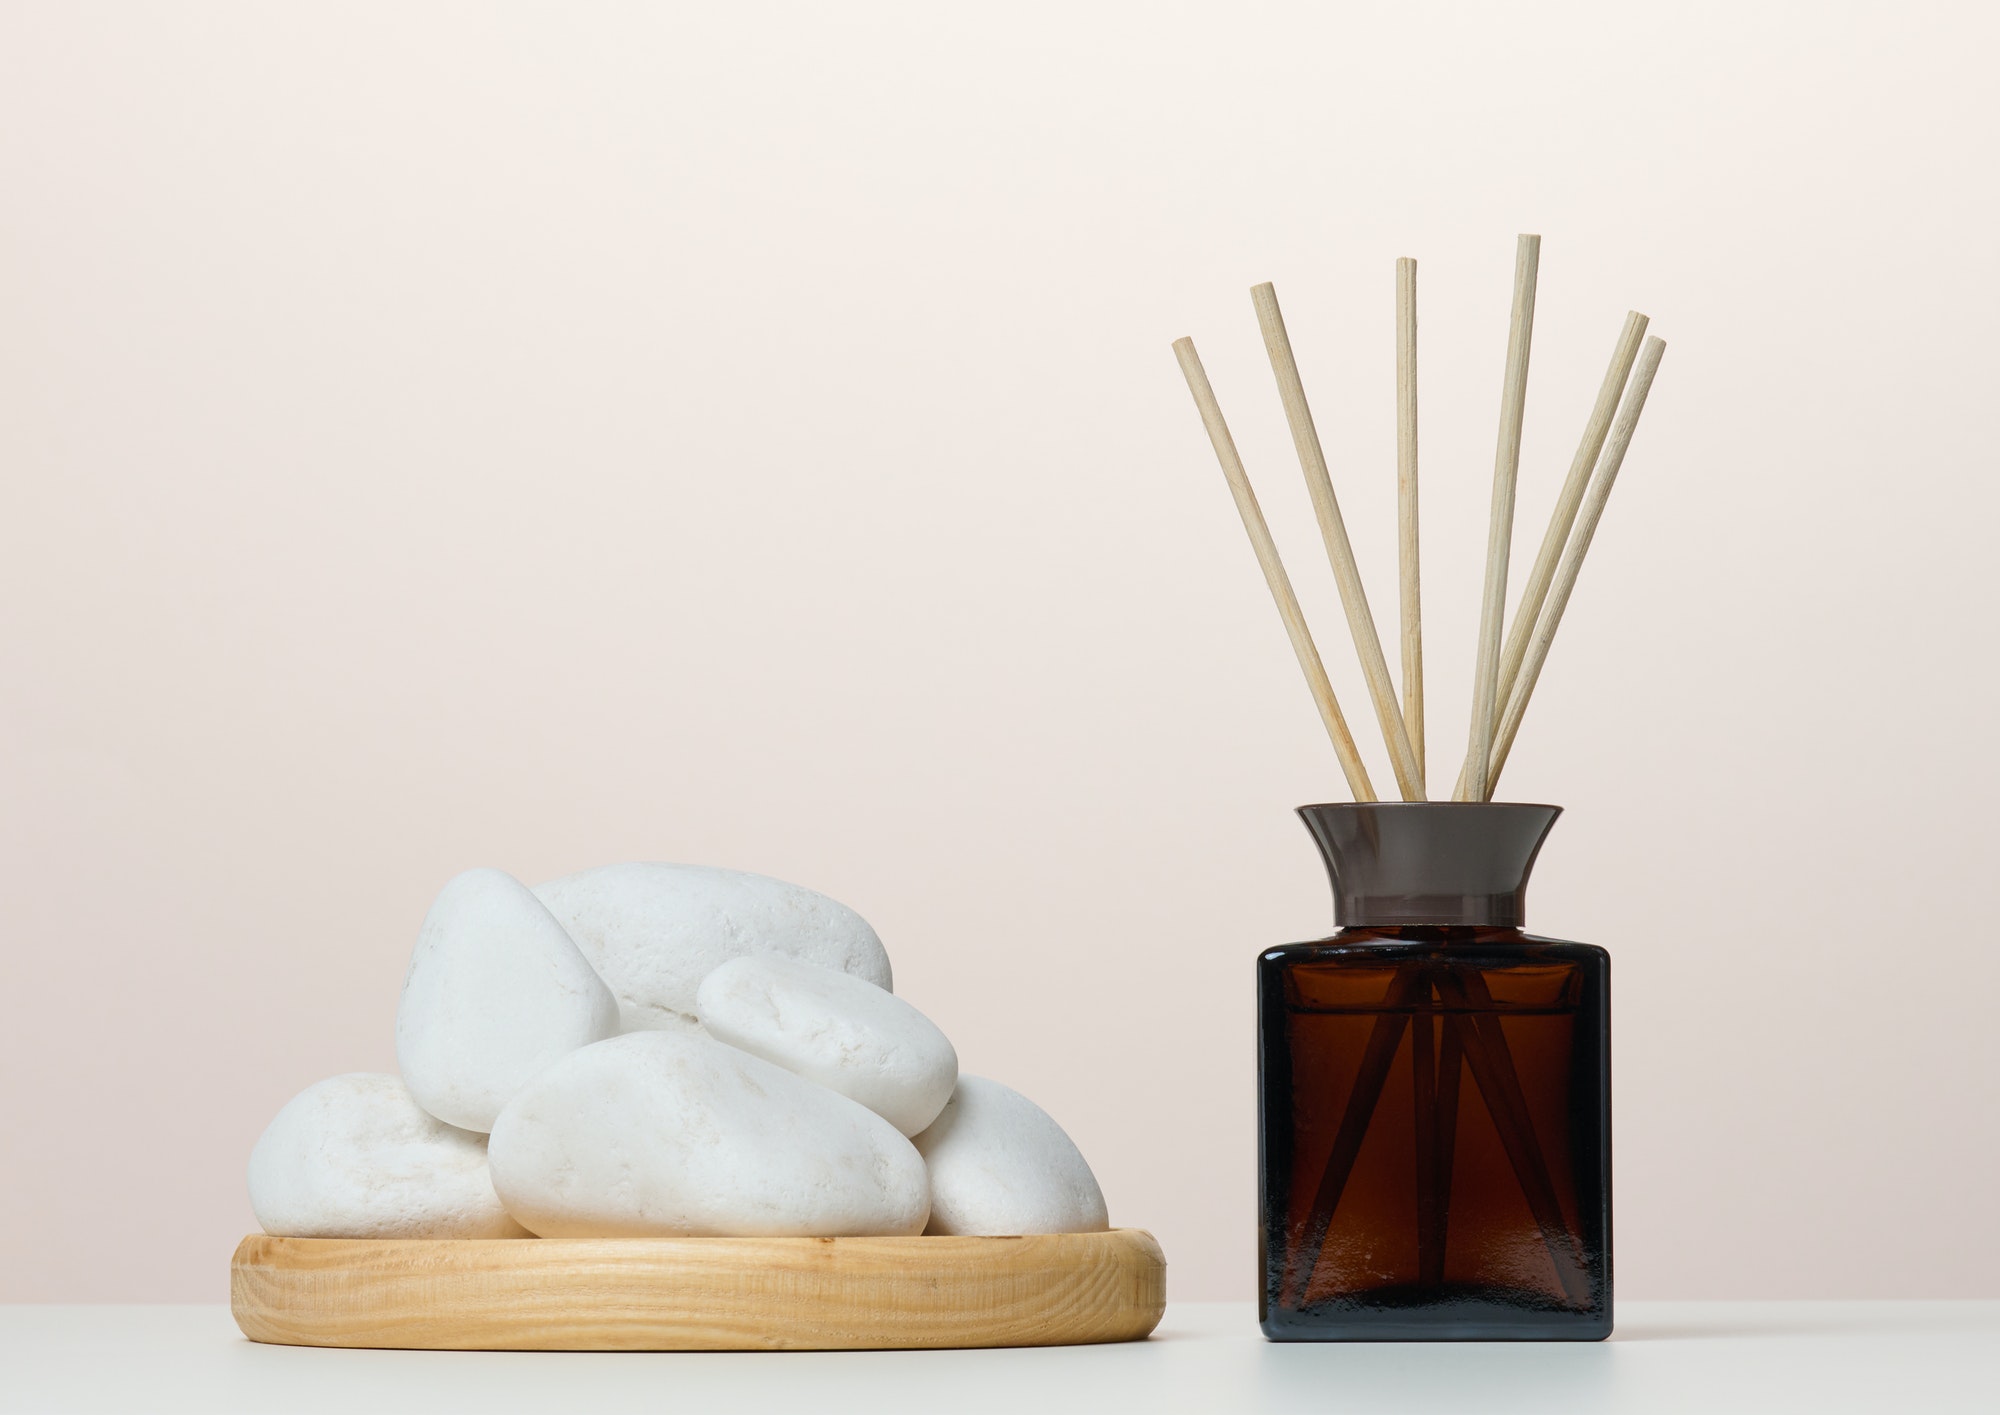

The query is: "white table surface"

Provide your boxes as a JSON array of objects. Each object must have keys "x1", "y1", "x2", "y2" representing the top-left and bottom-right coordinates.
[{"x1": 2, "y1": 1301, "x2": 1993, "y2": 1414}]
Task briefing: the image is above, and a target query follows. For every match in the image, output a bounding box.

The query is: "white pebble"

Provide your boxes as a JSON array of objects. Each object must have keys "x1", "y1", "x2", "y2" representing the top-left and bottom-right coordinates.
[
  {"x1": 533, "y1": 863, "x2": 891, "y2": 1032},
  {"x1": 912, "y1": 1076, "x2": 1109, "y2": 1236},
  {"x1": 489, "y1": 1031, "x2": 930, "y2": 1238},
  {"x1": 396, "y1": 867, "x2": 619, "y2": 1132},
  {"x1": 696, "y1": 954, "x2": 957, "y2": 1136},
  {"x1": 248, "y1": 1074, "x2": 528, "y2": 1239}
]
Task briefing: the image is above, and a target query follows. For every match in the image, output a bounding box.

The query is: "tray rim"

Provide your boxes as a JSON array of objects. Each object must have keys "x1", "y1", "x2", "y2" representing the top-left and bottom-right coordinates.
[{"x1": 231, "y1": 1226, "x2": 1168, "y2": 1352}]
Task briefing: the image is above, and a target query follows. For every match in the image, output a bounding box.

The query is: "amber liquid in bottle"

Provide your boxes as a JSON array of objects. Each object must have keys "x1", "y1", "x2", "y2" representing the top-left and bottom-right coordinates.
[{"x1": 1260, "y1": 804, "x2": 1611, "y2": 1341}]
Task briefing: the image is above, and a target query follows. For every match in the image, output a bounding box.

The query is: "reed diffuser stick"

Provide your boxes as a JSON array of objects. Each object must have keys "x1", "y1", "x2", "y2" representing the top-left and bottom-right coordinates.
[
  {"x1": 1173, "y1": 337, "x2": 1378, "y2": 801},
  {"x1": 1491, "y1": 313, "x2": 1647, "y2": 731},
  {"x1": 1485, "y1": 335, "x2": 1666, "y2": 796},
  {"x1": 1457, "y1": 234, "x2": 1541, "y2": 802},
  {"x1": 1252, "y1": 284, "x2": 1425, "y2": 800},
  {"x1": 1396, "y1": 259, "x2": 1425, "y2": 791},
  {"x1": 1453, "y1": 309, "x2": 1648, "y2": 801}
]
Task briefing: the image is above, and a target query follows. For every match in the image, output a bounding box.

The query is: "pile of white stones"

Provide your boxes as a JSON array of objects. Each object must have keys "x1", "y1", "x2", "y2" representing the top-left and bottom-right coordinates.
[{"x1": 248, "y1": 865, "x2": 1109, "y2": 1241}]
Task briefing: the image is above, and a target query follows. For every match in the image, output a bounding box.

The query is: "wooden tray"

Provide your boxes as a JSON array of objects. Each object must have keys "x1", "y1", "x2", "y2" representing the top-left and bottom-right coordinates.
[{"x1": 231, "y1": 1229, "x2": 1166, "y2": 1351}]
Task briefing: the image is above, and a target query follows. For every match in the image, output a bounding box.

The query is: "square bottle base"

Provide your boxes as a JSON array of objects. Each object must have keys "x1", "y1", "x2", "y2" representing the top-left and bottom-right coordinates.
[{"x1": 1261, "y1": 1297, "x2": 1612, "y2": 1342}]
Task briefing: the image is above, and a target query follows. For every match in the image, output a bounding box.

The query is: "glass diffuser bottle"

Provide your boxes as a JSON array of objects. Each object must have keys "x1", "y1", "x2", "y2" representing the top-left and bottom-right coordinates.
[{"x1": 1257, "y1": 801, "x2": 1610, "y2": 1341}]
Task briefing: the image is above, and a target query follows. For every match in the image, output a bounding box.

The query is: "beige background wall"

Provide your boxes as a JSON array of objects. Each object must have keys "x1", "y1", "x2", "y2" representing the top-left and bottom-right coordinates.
[{"x1": 3, "y1": 1, "x2": 1995, "y2": 1302}]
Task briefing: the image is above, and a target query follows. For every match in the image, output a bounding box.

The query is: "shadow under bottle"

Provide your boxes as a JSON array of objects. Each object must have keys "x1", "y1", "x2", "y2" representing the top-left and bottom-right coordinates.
[{"x1": 1258, "y1": 802, "x2": 1611, "y2": 1341}]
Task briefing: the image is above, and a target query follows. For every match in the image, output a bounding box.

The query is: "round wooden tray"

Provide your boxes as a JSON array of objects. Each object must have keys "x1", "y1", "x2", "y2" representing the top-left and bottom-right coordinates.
[{"x1": 231, "y1": 1229, "x2": 1166, "y2": 1351}]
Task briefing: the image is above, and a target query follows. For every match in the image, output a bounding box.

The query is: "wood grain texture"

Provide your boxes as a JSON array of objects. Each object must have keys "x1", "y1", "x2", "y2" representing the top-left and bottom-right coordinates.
[{"x1": 231, "y1": 1229, "x2": 1168, "y2": 1352}]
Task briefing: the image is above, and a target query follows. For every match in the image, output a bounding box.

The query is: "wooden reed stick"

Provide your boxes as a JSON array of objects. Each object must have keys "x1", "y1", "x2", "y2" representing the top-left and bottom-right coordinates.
[
  {"x1": 1453, "y1": 308, "x2": 1647, "y2": 801},
  {"x1": 1172, "y1": 337, "x2": 1377, "y2": 801},
  {"x1": 1493, "y1": 310, "x2": 1648, "y2": 731},
  {"x1": 1396, "y1": 258, "x2": 1425, "y2": 792},
  {"x1": 1485, "y1": 335, "x2": 1666, "y2": 796},
  {"x1": 1457, "y1": 234, "x2": 1541, "y2": 802},
  {"x1": 1251, "y1": 284, "x2": 1425, "y2": 801}
]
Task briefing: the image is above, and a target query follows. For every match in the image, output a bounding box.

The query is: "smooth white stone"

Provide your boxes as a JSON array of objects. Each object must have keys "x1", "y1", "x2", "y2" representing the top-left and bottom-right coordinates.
[
  {"x1": 911, "y1": 1076, "x2": 1110, "y2": 1236},
  {"x1": 247, "y1": 1073, "x2": 528, "y2": 1239},
  {"x1": 695, "y1": 955, "x2": 957, "y2": 1136},
  {"x1": 487, "y1": 1030, "x2": 930, "y2": 1238},
  {"x1": 532, "y1": 863, "x2": 892, "y2": 1033},
  {"x1": 396, "y1": 867, "x2": 619, "y2": 1133}
]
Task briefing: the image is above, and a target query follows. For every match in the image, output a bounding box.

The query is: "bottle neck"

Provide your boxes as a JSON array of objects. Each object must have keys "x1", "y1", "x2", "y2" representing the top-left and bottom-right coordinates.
[{"x1": 1299, "y1": 802, "x2": 1562, "y2": 929}]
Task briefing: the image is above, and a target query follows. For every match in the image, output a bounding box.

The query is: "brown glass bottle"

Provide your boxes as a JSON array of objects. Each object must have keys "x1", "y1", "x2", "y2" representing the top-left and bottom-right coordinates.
[{"x1": 1258, "y1": 802, "x2": 1610, "y2": 1341}]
